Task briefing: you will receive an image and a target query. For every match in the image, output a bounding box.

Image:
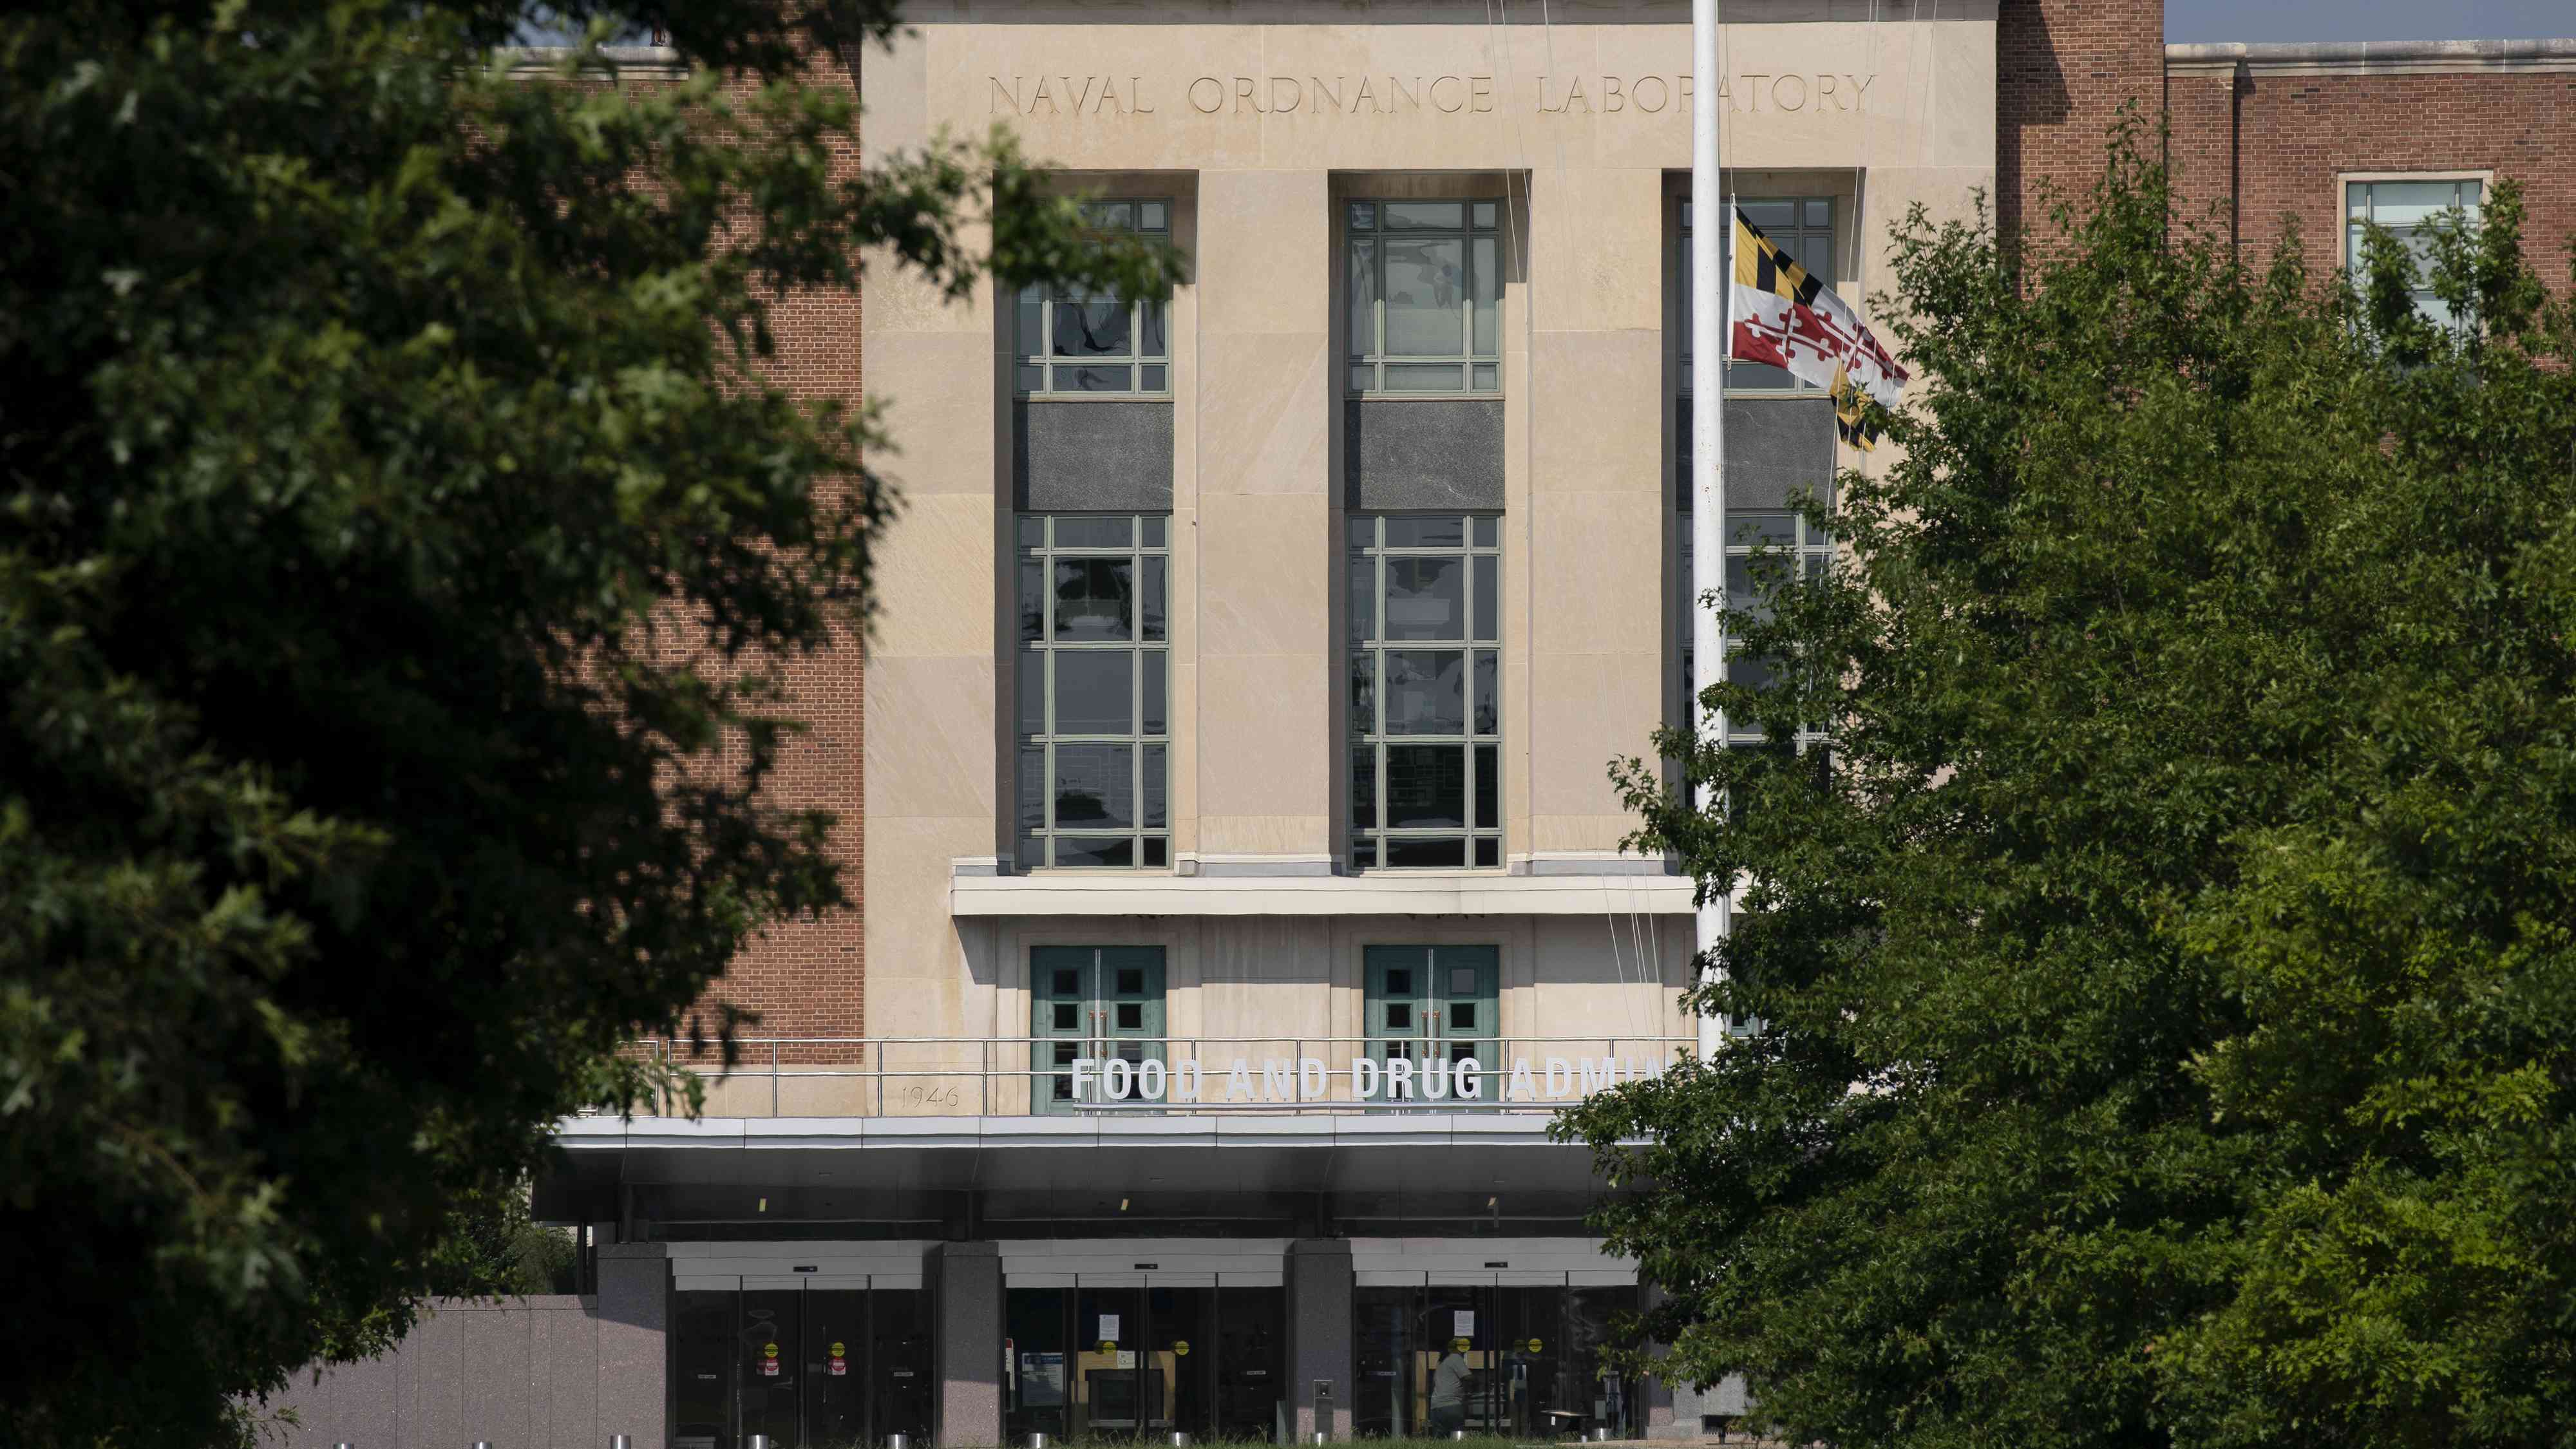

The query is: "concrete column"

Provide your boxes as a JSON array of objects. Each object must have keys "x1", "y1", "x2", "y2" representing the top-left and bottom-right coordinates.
[
  {"x1": 1284, "y1": 1238, "x2": 1354, "y2": 1441},
  {"x1": 596, "y1": 1242, "x2": 668, "y2": 1448},
  {"x1": 1191, "y1": 167, "x2": 1334, "y2": 873},
  {"x1": 930, "y1": 1241, "x2": 1003, "y2": 1447}
]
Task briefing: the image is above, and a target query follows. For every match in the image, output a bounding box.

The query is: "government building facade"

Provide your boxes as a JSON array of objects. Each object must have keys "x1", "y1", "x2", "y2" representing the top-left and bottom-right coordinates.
[{"x1": 269, "y1": 4, "x2": 2576, "y2": 1446}]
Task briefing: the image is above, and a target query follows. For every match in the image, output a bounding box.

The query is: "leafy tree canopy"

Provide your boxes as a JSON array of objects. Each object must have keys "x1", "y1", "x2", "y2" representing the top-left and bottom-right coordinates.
[
  {"x1": 0, "y1": 2, "x2": 1179, "y2": 1443},
  {"x1": 1565, "y1": 131, "x2": 2576, "y2": 1449}
]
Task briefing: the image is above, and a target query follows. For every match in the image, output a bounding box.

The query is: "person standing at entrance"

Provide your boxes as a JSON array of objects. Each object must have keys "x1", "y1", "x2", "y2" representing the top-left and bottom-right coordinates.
[{"x1": 1429, "y1": 1340, "x2": 1472, "y2": 1435}]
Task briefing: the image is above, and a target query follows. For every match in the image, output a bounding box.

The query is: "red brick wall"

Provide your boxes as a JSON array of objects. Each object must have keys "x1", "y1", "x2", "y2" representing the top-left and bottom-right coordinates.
[
  {"x1": 2163, "y1": 63, "x2": 2239, "y2": 245},
  {"x1": 619, "y1": 61, "x2": 869, "y2": 1066},
  {"x1": 2168, "y1": 64, "x2": 2576, "y2": 292},
  {"x1": 1996, "y1": 0, "x2": 2165, "y2": 253}
]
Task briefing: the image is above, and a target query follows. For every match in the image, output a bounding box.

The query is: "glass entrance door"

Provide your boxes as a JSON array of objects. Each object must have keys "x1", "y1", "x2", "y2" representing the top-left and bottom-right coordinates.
[
  {"x1": 1031, "y1": 946, "x2": 1166, "y2": 1113},
  {"x1": 1356, "y1": 1279, "x2": 1622, "y2": 1439},
  {"x1": 668, "y1": 1281, "x2": 929, "y2": 1449},
  {"x1": 1008, "y1": 1278, "x2": 1285, "y2": 1443},
  {"x1": 1364, "y1": 945, "x2": 1499, "y2": 1102}
]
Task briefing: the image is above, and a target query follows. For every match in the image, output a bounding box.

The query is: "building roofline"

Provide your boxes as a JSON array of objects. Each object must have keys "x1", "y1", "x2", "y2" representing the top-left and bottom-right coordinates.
[{"x1": 2167, "y1": 38, "x2": 2576, "y2": 77}]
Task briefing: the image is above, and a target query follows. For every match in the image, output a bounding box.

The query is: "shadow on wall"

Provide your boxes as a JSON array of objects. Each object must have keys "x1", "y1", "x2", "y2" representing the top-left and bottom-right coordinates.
[{"x1": 1996, "y1": 0, "x2": 2074, "y2": 249}]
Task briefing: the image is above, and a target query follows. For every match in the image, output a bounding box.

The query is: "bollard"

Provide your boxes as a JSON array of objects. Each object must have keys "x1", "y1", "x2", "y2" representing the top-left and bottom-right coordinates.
[
  {"x1": 887, "y1": 1435, "x2": 911, "y2": 1449},
  {"x1": 1592, "y1": 1430, "x2": 1614, "y2": 1443},
  {"x1": 749, "y1": 1437, "x2": 771, "y2": 1449},
  {"x1": 1312, "y1": 1435, "x2": 1328, "y2": 1446},
  {"x1": 1171, "y1": 1435, "x2": 1192, "y2": 1448},
  {"x1": 612, "y1": 1438, "x2": 633, "y2": 1449},
  {"x1": 1028, "y1": 1435, "x2": 1050, "y2": 1449},
  {"x1": 1451, "y1": 1434, "x2": 1468, "y2": 1443}
]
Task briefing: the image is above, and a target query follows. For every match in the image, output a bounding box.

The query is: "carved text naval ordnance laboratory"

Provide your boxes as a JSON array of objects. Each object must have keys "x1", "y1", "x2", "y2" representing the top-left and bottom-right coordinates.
[{"x1": 987, "y1": 71, "x2": 1882, "y2": 118}]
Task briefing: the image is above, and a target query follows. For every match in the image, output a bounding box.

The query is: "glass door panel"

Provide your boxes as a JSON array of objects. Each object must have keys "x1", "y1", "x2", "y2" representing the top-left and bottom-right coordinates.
[
  {"x1": 1150, "y1": 1284, "x2": 1214, "y2": 1435},
  {"x1": 1417, "y1": 1285, "x2": 1497, "y2": 1434},
  {"x1": 1354, "y1": 1286, "x2": 1412, "y2": 1437},
  {"x1": 872, "y1": 1287, "x2": 933, "y2": 1444},
  {"x1": 741, "y1": 1289, "x2": 803, "y2": 1449},
  {"x1": 1007, "y1": 1288, "x2": 1072, "y2": 1441},
  {"x1": 673, "y1": 1290, "x2": 735, "y2": 1449},
  {"x1": 1437, "y1": 947, "x2": 1501, "y2": 1101},
  {"x1": 804, "y1": 1291, "x2": 866, "y2": 1449},
  {"x1": 1568, "y1": 1285, "x2": 1643, "y2": 1439},
  {"x1": 1496, "y1": 1285, "x2": 1567, "y2": 1438},
  {"x1": 1075, "y1": 1285, "x2": 1147, "y2": 1434},
  {"x1": 1213, "y1": 1285, "x2": 1284, "y2": 1439},
  {"x1": 1099, "y1": 947, "x2": 1167, "y2": 1099},
  {"x1": 1032, "y1": 947, "x2": 1093, "y2": 1115}
]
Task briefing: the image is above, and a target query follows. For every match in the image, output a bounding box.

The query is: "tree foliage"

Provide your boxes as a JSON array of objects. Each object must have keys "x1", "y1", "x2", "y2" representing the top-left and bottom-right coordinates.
[
  {"x1": 0, "y1": 2, "x2": 1179, "y2": 1443},
  {"x1": 1564, "y1": 131, "x2": 2576, "y2": 1449}
]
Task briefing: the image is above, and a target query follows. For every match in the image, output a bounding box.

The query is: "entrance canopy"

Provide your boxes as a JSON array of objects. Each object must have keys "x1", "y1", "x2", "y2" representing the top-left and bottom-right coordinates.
[{"x1": 538, "y1": 1113, "x2": 1633, "y2": 1237}]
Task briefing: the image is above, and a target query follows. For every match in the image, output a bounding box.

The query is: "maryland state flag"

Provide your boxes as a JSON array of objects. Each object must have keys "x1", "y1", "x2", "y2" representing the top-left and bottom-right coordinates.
[{"x1": 1728, "y1": 209, "x2": 1908, "y2": 448}]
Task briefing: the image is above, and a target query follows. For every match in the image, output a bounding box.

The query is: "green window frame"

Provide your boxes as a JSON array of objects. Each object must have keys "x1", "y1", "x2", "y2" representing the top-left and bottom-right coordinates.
[
  {"x1": 1014, "y1": 200, "x2": 1172, "y2": 395},
  {"x1": 1345, "y1": 199, "x2": 1504, "y2": 395},
  {"x1": 1030, "y1": 946, "x2": 1166, "y2": 1115},
  {"x1": 2344, "y1": 178, "x2": 2484, "y2": 330},
  {"x1": 1678, "y1": 511, "x2": 1835, "y2": 748},
  {"x1": 1363, "y1": 945, "x2": 1499, "y2": 1101},
  {"x1": 1349, "y1": 513, "x2": 1502, "y2": 869},
  {"x1": 1016, "y1": 513, "x2": 1170, "y2": 869}
]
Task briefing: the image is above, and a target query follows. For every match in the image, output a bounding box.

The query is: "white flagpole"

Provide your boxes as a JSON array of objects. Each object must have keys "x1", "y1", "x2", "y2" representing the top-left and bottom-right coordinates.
[{"x1": 1690, "y1": 0, "x2": 1729, "y2": 1062}]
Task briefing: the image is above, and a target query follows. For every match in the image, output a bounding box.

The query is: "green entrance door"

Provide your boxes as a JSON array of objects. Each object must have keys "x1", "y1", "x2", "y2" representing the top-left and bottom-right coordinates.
[
  {"x1": 1363, "y1": 945, "x2": 1499, "y2": 1103},
  {"x1": 1031, "y1": 946, "x2": 1167, "y2": 1113}
]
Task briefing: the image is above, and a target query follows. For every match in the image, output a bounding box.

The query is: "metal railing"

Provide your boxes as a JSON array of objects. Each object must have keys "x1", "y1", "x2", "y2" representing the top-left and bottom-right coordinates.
[{"x1": 607, "y1": 1034, "x2": 1698, "y2": 1119}]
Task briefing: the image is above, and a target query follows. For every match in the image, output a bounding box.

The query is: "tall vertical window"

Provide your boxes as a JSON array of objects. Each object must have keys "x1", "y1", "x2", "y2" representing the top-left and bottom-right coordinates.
[
  {"x1": 1015, "y1": 200, "x2": 1171, "y2": 394},
  {"x1": 1678, "y1": 511, "x2": 1835, "y2": 748},
  {"x1": 1681, "y1": 196, "x2": 1837, "y2": 394},
  {"x1": 2345, "y1": 178, "x2": 2484, "y2": 328},
  {"x1": 1017, "y1": 514, "x2": 1170, "y2": 868},
  {"x1": 1349, "y1": 513, "x2": 1501, "y2": 869},
  {"x1": 1345, "y1": 200, "x2": 1504, "y2": 394}
]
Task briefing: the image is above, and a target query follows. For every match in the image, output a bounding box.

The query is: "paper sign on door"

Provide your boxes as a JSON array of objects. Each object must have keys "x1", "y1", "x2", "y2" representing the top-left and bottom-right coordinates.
[
  {"x1": 1099, "y1": 1314, "x2": 1121, "y2": 1341},
  {"x1": 1455, "y1": 1311, "x2": 1475, "y2": 1337}
]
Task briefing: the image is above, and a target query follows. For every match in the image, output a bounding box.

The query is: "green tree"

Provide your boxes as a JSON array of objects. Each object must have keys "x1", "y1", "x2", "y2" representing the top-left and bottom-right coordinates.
[
  {"x1": 0, "y1": 3, "x2": 1177, "y2": 1443},
  {"x1": 1564, "y1": 132, "x2": 2576, "y2": 1449}
]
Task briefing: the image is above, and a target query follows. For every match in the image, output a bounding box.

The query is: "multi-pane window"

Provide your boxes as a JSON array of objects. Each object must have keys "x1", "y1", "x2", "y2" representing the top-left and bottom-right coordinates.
[
  {"x1": 1681, "y1": 197, "x2": 1837, "y2": 393},
  {"x1": 1016, "y1": 514, "x2": 1169, "y2": 868},
  {"x1": 1014, "y1": 200, "x2": 1171, "y2": 395},
  {"x1": 1345, "y1": 200, "x2": 1504, "y2": 394},
  {"x1": 1678, "y1": 511, "x2": 1835, "y2": 747},
  {"x1": 1030, "y1": 946, "x2": 1165, "y2": 1114},
  {"x1": 2345, "y1": 178, "x2": 2484, "y2": 329},
  {"x1": 1364, "y1": 946, "x2": 1499, "y2": 1101},
  {"x1": 1349, "y1": 514, "x2": 1502, "y2": 869}
]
